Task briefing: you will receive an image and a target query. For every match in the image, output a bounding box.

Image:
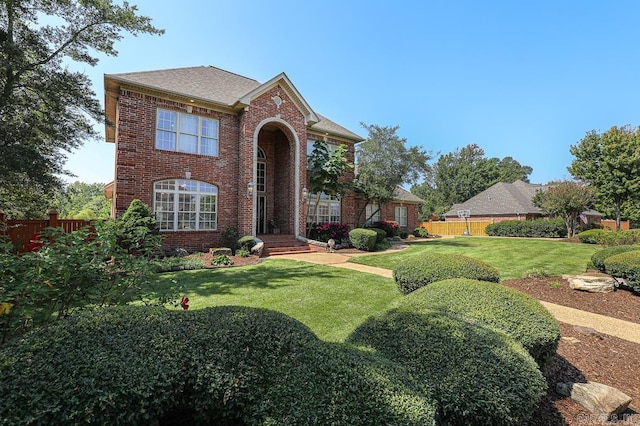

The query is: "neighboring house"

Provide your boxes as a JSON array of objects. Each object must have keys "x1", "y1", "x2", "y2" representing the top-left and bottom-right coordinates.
[
  {"x1": 103, "y1": 66, "x2": 422, "y2": 251},
  {"x1": 355, "y1": 187, "x2": 424, "y2": 230},
  {"x1": 443, "y1": 180, "x2": 602, "y2": 226}
]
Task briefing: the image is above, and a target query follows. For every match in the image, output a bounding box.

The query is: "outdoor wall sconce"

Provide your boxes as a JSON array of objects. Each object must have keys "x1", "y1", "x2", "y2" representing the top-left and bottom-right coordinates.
[
  {"x1": 302, "y1": 186, "x2": 309, "y2": 201},
  {"x1": 184, "y1": 170, "x2": 191, "y2": 179},
  {"x1": 247, "y1": 182, "x2": 255, "y2": 199}
]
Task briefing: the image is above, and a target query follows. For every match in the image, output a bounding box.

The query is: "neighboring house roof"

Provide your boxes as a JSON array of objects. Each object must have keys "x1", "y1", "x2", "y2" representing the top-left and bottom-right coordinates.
[
  {"x1": 104, "y1": 66, "x2": 363, "y2": 142},
  {"x1": 443, "y1": 180, "x2": 546, "y2": 217},
  {"x1": 394, "y1": 186, "x2": 425, "y2": 204},
  {"x1": 582, "y1": 209, "x2": 603, "y2": 217}
]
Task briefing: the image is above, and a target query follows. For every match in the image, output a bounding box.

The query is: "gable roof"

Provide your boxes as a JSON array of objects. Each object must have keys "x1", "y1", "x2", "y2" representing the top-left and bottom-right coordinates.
[
  {"x1": 443, "y1": 180, "x2": 546, "y2": 217},
  {"x1": 104, "y1": 66, "x2": 363, "y2": 142},
  {"x1": 394, "y1": 186, "x2": 425, "y2": 204}
]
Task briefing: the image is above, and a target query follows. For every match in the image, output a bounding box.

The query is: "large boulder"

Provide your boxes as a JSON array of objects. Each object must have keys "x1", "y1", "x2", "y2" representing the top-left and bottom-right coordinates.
[
  {"x1": 568, "y1": 275, "x2": 616, "y2": 293},
  {"x1": 556, "y1": 381, "x2": 632, "y2": 419}
]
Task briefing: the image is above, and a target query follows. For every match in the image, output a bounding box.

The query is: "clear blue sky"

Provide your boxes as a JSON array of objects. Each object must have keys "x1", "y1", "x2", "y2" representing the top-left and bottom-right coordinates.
[{"x1": 66, "y1": 0, "x2": 640, "y2": 185}]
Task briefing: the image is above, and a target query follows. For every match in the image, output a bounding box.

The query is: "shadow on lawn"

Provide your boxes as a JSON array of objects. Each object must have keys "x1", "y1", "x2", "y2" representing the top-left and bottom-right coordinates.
[
  {"x1": 152, "y1": 261, "x2": 344, "y2": 297},
  {"x1": 407, "y1": 238, "x2": 480, "y2": 248}
]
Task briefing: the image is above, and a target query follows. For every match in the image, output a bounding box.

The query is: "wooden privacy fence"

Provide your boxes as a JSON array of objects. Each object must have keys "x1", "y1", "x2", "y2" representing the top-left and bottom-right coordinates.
[
  {"x1": 0, "y1": 211, "x2": 94, "y2": 253},
  {"x1": 418, "y1": 220, "x2": 493, "y2": 236}
]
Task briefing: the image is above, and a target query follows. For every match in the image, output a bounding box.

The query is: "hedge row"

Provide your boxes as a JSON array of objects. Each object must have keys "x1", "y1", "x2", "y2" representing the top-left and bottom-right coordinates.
[
  {"x1": 591, "y1": 245, "x2": 640, "y2": 272},
  {"x1": 393, "y1": 253, "x2": 500, "y2": 294},
  {"x1": 604, "y1": 250, "x2": 640, "y2": 292},
  {"x1": 403, "y1": 279, "x2": 560, "y2": 370},
  {"x1": 347, "y1": 307, "x2": 546, "y2": 425},
  {"x1": 577, "y1": 229, "x2": 640, "y2": 246},
  {"x1": 0, "y1": 306, "x2": 437, "y2": 425},
  {"x1": 485, "y1": 218, "x2": 566, "y2": 238}
]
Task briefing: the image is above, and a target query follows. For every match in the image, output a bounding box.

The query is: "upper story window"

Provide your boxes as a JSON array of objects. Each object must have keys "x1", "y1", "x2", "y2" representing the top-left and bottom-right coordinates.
[
  {"x1": 306, "y1": 140, "x2": 339, "y2": 168},
  {"x1": 156, "y1": 109, "x2": 219, "y2": 156},
  {"x1": 154, "y1": 179, "x2": 218, "y2": 231}
]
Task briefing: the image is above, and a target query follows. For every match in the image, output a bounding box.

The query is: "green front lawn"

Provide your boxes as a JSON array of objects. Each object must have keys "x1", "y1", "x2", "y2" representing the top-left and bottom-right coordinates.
[
  {"x1": 154, "y1": 259, "x2": 400, "y2": 342},
  {"x1": 154, "y1": 237, "x2": 598, "y2": 342},
  {"x1": 349, "y1": 237, "x2": 598, "y2": 279}
]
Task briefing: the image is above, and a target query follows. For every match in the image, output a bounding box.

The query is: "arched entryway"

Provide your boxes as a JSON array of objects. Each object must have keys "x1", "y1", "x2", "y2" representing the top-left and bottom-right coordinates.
[{"x1": 254, "y1": 121, "x2": 300, "y2": 236}]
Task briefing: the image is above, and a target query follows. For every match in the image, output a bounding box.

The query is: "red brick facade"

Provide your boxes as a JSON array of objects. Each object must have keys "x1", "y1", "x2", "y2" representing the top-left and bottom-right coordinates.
[
  {"x1": 106, "y1": 69, "x2": 420, "y2": 251},
  {"x1": 353, "y1": 199, "x2": 422, "y2": 231}
]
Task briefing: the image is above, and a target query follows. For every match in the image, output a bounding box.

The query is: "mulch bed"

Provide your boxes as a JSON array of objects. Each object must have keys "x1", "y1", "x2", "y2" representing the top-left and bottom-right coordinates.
[{"x1": 503, "y1": 277, "x2": 640, "y2": 425}]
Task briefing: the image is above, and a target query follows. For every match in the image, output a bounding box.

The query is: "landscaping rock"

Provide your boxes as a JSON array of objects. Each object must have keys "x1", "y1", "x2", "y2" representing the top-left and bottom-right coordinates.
[
  {"x1": 568, "y1": 275, "x2": 616, "y2": 293},
  {"x1": 209, "y1": 247, "x2": 232, "y2": 256},
  {"x1": 556, "y1": 381, "x2": 632, "y2": 419}
]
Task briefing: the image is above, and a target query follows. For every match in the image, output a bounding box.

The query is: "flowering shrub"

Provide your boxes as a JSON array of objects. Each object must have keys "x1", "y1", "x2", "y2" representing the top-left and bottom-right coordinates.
[
  {"x1": 314, "y1": 222, "x2": 351, "y2": 243},
  {"x1": 25, "y1": 234, "x2": 44, "y2": 252},
  {"x1": 180, "y1": 297, "x2": 190, "y2": 310},
  {"x1": 372, "y1": 220, "x2": 399, "y2": 237}
]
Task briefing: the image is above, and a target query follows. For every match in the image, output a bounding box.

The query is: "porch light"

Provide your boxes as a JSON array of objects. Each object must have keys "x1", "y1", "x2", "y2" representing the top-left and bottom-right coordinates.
[
  {"x1": 247, "y1": 182, "x2": 255, "y2": 199},
  {"x1": 302, "y1": 186, "x2": 309, "y2": 201}
]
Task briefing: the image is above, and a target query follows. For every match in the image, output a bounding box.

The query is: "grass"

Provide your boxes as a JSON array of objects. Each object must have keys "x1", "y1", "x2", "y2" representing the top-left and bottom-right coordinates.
[
  {"x1": 348, "y1": 237, "x2": 598, "y2": 279},
  {"x1": 153, "y1": 259, "x2": 400, "y2": 342},
  {"x1": 153, "y1": 237, "x2": 598, "y2": 341}
]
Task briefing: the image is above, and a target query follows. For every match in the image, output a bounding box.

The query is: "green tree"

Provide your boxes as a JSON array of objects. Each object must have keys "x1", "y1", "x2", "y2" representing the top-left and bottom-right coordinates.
[
  {"x1": 354, "y1": 123, "x2": 431, "y2": 225},
  {"x1": 307, "y1": 140, "x2": 353, "y2": 231},
  {"x1": 568, "y1": 126, "x2": 640, "y2": 229},
  {"x1": 533, "y1": 181, "x2": 594, "y2": 238},
  {"x1": 0, "y1": 0, "x2": 163, "y2": 217},
  {"x1": 412, "y1": 144, "x2": 532, "y2": 216},
  {"x1": 53, "y1": 181, "x2": 111, "y2": 219}
]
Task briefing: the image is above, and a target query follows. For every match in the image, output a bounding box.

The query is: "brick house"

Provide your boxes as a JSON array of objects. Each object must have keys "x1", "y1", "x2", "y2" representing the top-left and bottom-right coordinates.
[
  {"x1": 443, "y1": 180, "x2": 601, "y2": 226},
  {"x1": 104, "y1": 66, "x2": 423, "y2": 251}
]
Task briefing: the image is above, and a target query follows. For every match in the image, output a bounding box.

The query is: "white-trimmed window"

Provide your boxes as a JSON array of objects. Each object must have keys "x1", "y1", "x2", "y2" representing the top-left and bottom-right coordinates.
[
  {"x1": 154, "y1": 179, "x2": 218, "y2": 231},
  {"x1": 395, "y1": 206, "x2": 408, "y2": 227},
  {"x1": 156, "y1": 109, "x2": 219, "y2": 156},
  {"x1": 365, "y1": 204, "x2": 380, "y2": 225},
  {"x1": 306, "y1": 140, "x2": 338, "y2": 168},
  {"x1": 257, "y1": 147, "x2": 266, "y2": 192},
  {"x1": 307, "y1": 193, "x2": 341, "y2": 224}
]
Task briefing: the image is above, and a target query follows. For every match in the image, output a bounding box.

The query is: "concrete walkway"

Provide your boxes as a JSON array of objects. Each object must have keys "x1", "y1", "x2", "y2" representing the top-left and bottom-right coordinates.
[{"x1": 275, "y1": 248, "x2": 640, "y2": 345}]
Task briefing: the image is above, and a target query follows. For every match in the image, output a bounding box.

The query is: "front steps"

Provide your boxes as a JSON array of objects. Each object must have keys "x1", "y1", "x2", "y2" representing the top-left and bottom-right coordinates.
[{"x1": 259, "y1": 234, "x2": 322, "y2": 256}]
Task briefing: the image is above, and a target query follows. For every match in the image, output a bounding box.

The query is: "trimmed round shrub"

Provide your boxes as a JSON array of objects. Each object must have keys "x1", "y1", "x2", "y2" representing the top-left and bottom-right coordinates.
[
  {"x1": 237, "y1": 235, "x2": 256, "y2": 250},
  {"x1": 604, "y1": 250, "x2": 640, "y2": 292},
  {"x1": 591, "y1": 245, "x2": 640, "y2": 272},
  {"x1": 368, "y1": 227, "x2": 387, "y2": 242},
  {"x1": 393, "y1": 253, "x2": 500, "y2": 294},
  {"x1": 413, "y1": 227, "x2": 429, "y2": 238},
  {"x1": 577, "y1": 228, "x2": 609, "y2": 244},
  {"x1": 349, "y1": 228, "x2": 377, "y2": 251},
  {"x1": 347, "y1": 308, "x2": 546, "y2": 426},
  {"x1": 0, "y1": 306, "x2": 436, "y2": 425},
  {"x1": 403, "y1": 279, "x2": 560, "y2": 370}
]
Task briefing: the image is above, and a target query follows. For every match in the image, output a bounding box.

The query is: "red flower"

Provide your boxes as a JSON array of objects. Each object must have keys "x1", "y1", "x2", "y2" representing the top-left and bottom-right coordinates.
[{"x1": 180, "y1": 297, "x2": 190, "y2": 310}]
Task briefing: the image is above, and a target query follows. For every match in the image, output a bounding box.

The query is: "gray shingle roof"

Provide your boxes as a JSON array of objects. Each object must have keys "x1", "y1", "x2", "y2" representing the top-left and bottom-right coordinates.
[
  {"x1": 105, "y1": 66, "x2": 363, "y2": 141},
  {"x1": 394, "y1": 186, "x2": 425, "y2": 204},
  {"x1": 443, "y1": 180, "x2": 546, "y2": 217},
  {"x1": 106, "y1": 66, "x2": 261, "y2": 107}
]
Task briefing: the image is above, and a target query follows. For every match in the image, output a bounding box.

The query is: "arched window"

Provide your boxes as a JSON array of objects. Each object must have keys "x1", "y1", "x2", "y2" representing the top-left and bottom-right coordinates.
[{"x1": 154, "y1": 179, "x2": 218, "y2": 231}]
